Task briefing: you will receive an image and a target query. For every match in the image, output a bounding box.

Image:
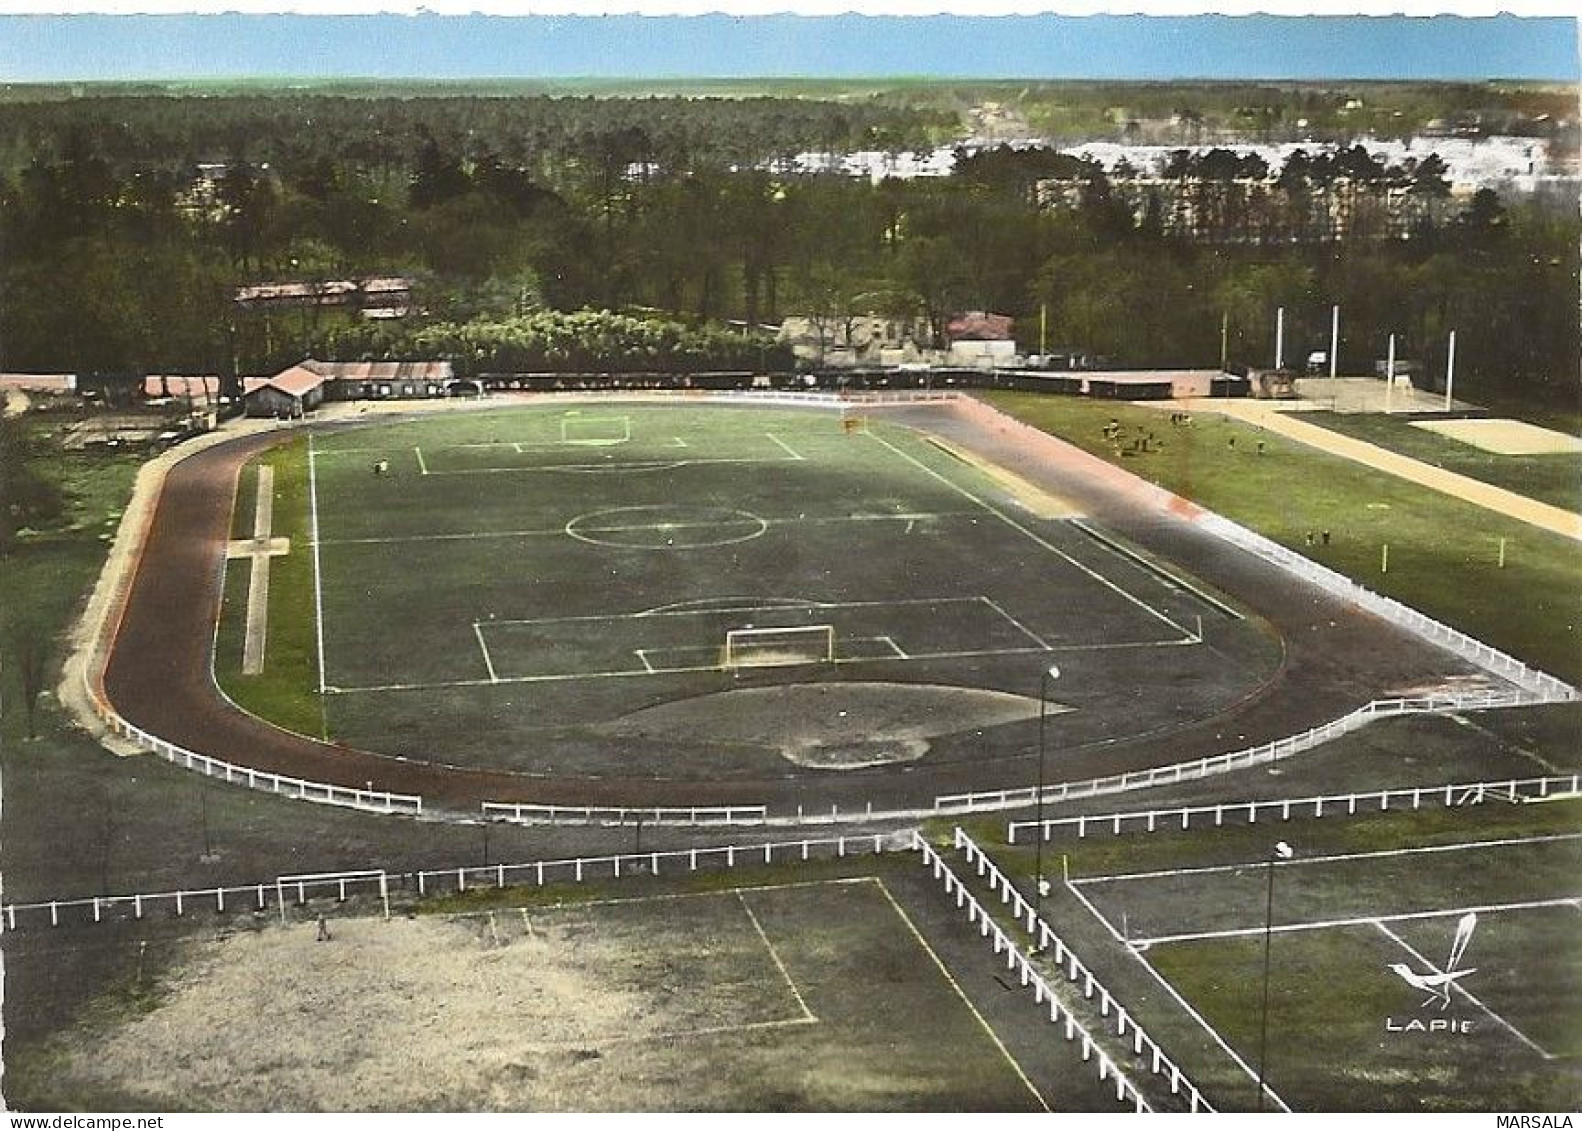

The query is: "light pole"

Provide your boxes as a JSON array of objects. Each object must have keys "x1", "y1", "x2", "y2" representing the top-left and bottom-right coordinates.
[
  {"x1": 1033, "y1": 664, "x2": 1061, "y2": 903},
  {"x1": 1256, "y1": 840, "x2": 1294, "y2": 1111}
]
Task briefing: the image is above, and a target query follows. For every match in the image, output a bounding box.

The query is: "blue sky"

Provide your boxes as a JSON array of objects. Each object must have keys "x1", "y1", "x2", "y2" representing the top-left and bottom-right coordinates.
[{"x1": 0, "y1": 11, "x2": 1576, "y2": 82}]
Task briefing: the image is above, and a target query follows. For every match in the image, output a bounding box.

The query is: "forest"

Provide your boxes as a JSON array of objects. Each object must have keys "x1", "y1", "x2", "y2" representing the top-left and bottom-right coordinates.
[{"x1": 0, "y1": 84, "x2": 1576, "y2": 407}]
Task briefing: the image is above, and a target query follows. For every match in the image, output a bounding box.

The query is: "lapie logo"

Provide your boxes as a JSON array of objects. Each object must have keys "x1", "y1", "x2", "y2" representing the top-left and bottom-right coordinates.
[{"x1": 1384, "y1": 912, "x2": 1477, "y2": 1035}]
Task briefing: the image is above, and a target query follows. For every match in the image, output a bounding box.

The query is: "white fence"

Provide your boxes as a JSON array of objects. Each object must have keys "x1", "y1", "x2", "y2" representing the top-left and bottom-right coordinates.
[
  {"x1": 103, "y1": 711, "x2": 424, "y2": 815},
  {"x1": 913, "y1": 834, "x2": 1159, "y2": 1113},
  {"x1": 940, "y1": 829, "x2": 1214, "y2": 1113},
  {"x1": 1007, "y1": 772, "x2": 1582, "y2": 843},
  {"x1": 1, "y1": 833, "x2": 906, "y2": 932},
  {"x1": 3, "y1": 870, "x2": 393, "y2": 932},
  {"x1": 1193, "y1": 511, "x2": 1578, "y2": 703},
  {"x1": 482, "y1": 801, "x2": 768, "y2": 826},
  {"x1": 934, "y1": 690, "x2": 1538, "y2": 815}
]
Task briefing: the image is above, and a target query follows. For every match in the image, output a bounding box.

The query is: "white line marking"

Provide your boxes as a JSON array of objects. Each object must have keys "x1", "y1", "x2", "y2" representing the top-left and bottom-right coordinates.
[
  {"x1": 1132, "y1": 897, "x2": 1582, "y2": 946},
  {"x1": 411, "y1": 453, "x2": 801, "y2": 476},
  {"x1": 633, "y1": 648, "x2": 657, "y2": 674},
  {"x1": 1069, "y1": 517, "x2": 1245, "y2": 620},
  {"x1": 472, "y1": 622, "x2": 500, "y2": 683},
  {"x1": 736, "y1": 891, "x2": 817, "y2": 1023},
  {"x1": 978, "y1": 595, "x2": 1052, "y2": 651},
  {"x1": 1064, "y1": 877, "x2": 1293, "y2": 1112},
  {"x1": 318, "y1": 510, "x2": 982, "y2": 546},
  {"x1": 413, "y1": 445, "x2": 429, "y2": 475},
  {"x1": 765, "y1": 432, "x2": 805, "y2": 460},
  {"x1": 1075, "y1": 832, "x2": 1582, "y2": 887},
  {"x1": 878, "y1": 635, "x2": 909, "y2": 659},
  {"x1": 1372, "y1": 918, "x2": 1556, "y2": 1059},
  {"x1": 871, "y1": 878, "x2": 1050, "y2": 1113},
  {"x1": 307, "y1": 435, "x2": 328, "y2": 695},
  {"x1": 866, "y1": 431, "x2": 1195, "y2": 639},
  {"x1": 517, "y1": 1016, "x2": 817, "y2": 1050},
  {"x1": 327, "y1": 637, "x2": 1193, "y2": 694}
]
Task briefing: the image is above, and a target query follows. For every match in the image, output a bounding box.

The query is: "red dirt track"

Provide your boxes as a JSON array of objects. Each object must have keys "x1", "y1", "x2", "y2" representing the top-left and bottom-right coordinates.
[{"x1": 99, "y1": 398, "x2": 1493, "y2": 818}]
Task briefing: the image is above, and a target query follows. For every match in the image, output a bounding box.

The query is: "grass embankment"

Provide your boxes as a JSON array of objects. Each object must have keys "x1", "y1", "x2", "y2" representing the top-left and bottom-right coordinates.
[
  {"x1": 214, "y1": 436, "x2": 325, "y2": 739},
  {"x1": 1, "y1": 444, "x2": 144, "y2": 741},
  {"x1": 979, "y1": 392, "x2": 1582, "y2": 685},
  {"x1": 1302, "y1": 411, "x2": 1582, "y2": 514}
]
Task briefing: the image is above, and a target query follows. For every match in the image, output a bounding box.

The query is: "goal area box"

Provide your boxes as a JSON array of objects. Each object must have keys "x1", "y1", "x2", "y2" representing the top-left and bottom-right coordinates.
[
  {"x1": 722, "y1": 625, "x2": 836, "y2": 669},
  {"x1": 559, "y1": 414, "x2": 632, "y2": 445}
]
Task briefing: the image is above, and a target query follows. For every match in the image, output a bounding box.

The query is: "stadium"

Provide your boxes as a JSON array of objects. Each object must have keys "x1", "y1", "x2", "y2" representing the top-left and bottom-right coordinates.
[{"x1": 6, "y1": 383, "x2": 1576, "y2": 1113}]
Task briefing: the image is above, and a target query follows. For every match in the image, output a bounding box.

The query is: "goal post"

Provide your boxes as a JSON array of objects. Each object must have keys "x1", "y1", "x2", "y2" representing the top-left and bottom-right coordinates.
[
  {"x1": 559, "y1": 414, "x2": 632, "y2": 445},
  {"x1": 722, "y1": 624, "x2": 836, "y2": 669}
]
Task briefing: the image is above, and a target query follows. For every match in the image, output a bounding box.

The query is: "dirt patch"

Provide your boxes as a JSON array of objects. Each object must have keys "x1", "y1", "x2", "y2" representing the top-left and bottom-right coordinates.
[
  {"x1": 32, "y1": 879, "x2": 1053, "y2": 1112},
  {"x1": 1411, "y1": 418, "x2": 1582, "y2": 456},
  {"x1": 604, "y1": 681, "x2": 1068, "y2": 769}
]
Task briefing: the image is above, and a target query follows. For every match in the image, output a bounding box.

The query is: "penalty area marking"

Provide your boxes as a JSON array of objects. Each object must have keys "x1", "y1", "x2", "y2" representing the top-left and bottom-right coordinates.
[
  {"x1": 1073, "y1": 831, "x2": 1582, "y2": 887},
  {"x1": 1371, "y1": 918, "x2": 1556, "y2": 1059},
  {"x1": 472, "y1": 621, "x2": 500, "y2": 683},
  {"x1": 870, "y1": 878, "x2": 1051, "y2": 1113},
  {"x1": 390, "y1": 433, "x2": 801, "y2": 477},
  {"x1": 1061, "y1": 872, "x2": 1291, "y2": 1112},
  {"x1": 1129, "y1": 895, "x2": 1582, "y2": 948},
  {"x1": 736, "y1": 891, "x2": 818, "y2": 1024}
]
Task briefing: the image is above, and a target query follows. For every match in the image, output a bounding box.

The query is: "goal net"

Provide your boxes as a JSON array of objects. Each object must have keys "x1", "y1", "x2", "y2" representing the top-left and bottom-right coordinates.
[
  {"x1": 560, "y1": 414, "x2": 632, "y2": 445},
  {"x1": 722, "y1": 624, "x2": 836, "y2": 669}
]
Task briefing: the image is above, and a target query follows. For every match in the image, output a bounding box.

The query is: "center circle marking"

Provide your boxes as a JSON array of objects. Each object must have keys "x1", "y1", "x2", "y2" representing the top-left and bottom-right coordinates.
[{"x1": 564, "y1": 505, "x2": 769, "y2": 550}]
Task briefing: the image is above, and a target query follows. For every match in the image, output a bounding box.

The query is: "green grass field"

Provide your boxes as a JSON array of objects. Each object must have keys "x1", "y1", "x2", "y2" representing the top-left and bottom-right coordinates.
[
  {"x1": 1302, "y1": 412, "x2": 1582, "y2": 514},
  {"x1": 215, "y1": 402, "x2": 1274, "y2": 780},
  {"x1": 963, "y1": 798, "x2": 1582, "y2": 1112},
  {"x1": 979, "y1": 392, "x2": 1582, "y2": 684}
]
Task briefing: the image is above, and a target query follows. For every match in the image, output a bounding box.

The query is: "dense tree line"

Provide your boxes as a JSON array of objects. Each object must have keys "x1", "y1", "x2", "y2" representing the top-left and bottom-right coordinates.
[{"x1": 0, "y1": 92, "x2": 1575, "y2": 406}]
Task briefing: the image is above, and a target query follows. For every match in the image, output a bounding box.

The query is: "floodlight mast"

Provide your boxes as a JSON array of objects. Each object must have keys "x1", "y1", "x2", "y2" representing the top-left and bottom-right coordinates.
[
  {"x1": 1256, "y1": 841, "x2": 1295, "y2": 1111},
  {"x1": 1034, "y1": 664, "x2": 1061, "y2": 905}
]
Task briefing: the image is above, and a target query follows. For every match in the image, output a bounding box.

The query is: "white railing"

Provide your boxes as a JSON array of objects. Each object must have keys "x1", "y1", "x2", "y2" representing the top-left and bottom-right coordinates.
[
  {"x1": 913, "y1": 834, "x2": 1159, "y2": 1113},
  {"x1": 1, "y1": 832, "x2": 907, "y2": 932},
  {"x1": 482, "y1": 801, "x2": 768, "y2": 826},
  {"x1": 934, "y1": 690, "x2": 1538, "y2": 815},
  {"x1": 105, "y1": 711, "x2": 423, "y2": 815},
  {"x1": 946, "y1": 829, "x2": 1214, "y2": 1113},
  {"x1": 2, "y1": 870, "x2": 391, "y2": 932},
  {"x1": 1007, "y1": 772, "x2": 1582, "y2": 843},
  {"x1": 1193, "y1": 511, "x2": 1579, "y2": 703}
]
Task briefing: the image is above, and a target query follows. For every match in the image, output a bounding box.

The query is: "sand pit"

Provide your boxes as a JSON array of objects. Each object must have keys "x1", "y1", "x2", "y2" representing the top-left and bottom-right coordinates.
[{"x1": 1411, "y1": 418, "x2": 1582, "y2": 456}]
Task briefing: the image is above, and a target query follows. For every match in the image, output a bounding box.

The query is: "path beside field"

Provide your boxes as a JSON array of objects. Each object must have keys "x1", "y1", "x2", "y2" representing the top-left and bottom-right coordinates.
[{"x1": 1176, "y1": 400, "x2": 1582, "y2": 543}]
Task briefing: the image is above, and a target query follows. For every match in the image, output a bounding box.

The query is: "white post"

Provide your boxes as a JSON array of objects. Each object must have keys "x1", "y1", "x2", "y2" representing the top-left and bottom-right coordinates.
[
  {"x1": 1329, "y1": 304, "x2": 1339, "y2": 378},
  {"x1": 1444, "y1": 329, "x2": 1457, "y2": 410},
  {"x1": 1385, "y1": 332, "x2": 1396, "y2": 413},
  {"x1": 1274, "y1": 307, "x2": 1285, "y2": 370}
]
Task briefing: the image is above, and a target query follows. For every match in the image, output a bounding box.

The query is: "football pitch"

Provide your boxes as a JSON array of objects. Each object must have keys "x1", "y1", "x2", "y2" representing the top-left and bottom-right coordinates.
[
  {"x1": 22, "y1": 876, "x2": 1116, "y2": 1111},
  {"x1": 1066, "y1": 813, "x2": 1582, "y2": 1111},
  {"x1": 218, "y1": 402, "x2": 1279, "y2": 793}
]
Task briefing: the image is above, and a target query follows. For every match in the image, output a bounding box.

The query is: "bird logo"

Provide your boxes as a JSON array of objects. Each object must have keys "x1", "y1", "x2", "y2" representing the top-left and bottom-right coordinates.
[{"x1": 1387, "y1": 912, "x2": 1478, "y2": 1011}]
